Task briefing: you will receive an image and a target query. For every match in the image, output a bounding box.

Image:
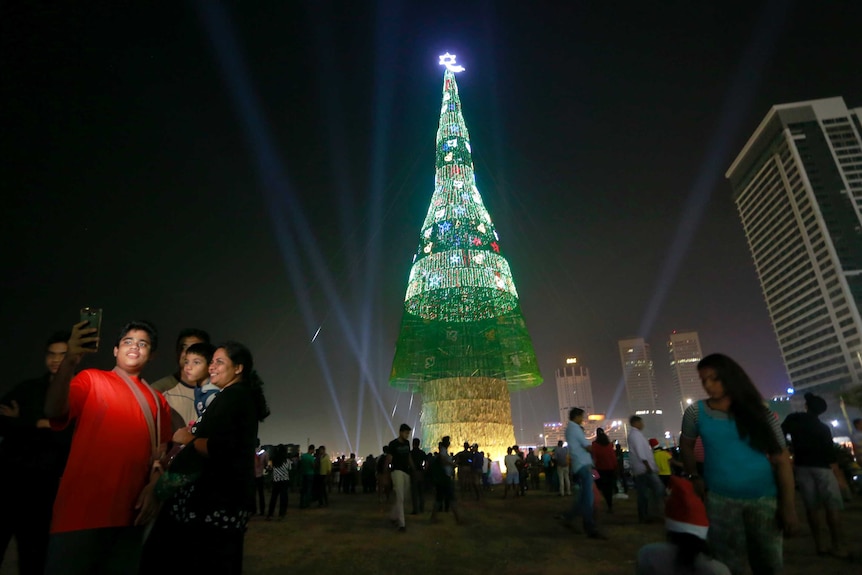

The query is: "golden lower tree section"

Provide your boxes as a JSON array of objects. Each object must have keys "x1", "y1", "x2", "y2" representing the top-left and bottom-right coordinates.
[{"x1": 420, "y1": 377, "x2": 516, "y2": 464}]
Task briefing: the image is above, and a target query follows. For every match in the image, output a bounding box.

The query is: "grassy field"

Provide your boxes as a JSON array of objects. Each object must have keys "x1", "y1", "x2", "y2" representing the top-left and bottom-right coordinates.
[
  {"x1": 239, "y1": 482, "x2": 860, "y2": 575},
  {"x1": 3, "y1": 482, "x2": 860, "y2": 574}
]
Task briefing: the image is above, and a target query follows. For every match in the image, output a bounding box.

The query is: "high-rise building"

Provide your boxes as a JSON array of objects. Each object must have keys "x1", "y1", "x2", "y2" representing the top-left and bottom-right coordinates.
[
  {"x1": 618, "y1": 337, "x2": 664, "y2": 437},
  {"x1": 554, "y1": 357, "x2": 595, "y2": 425},
  {"x1": 667, "y1": 331, "x2": 705, "y2": 414},
  {"x1": 726, "y1": 97, "x2": 862, "y2": 395}
]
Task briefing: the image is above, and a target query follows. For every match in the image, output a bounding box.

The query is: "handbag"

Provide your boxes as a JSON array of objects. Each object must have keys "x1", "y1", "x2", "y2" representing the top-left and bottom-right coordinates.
[{"x1": 154, "y1": 440, "x2": 204, "y2": 501}]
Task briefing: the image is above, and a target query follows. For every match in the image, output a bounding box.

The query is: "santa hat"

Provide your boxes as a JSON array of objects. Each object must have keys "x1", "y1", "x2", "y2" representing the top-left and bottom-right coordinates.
[
  {"x1": 648, "y1": 438, "x2": 659, "y2": 449},
  {"x1": 664, "y1": 476, "x2": 709, "y2": 540}
]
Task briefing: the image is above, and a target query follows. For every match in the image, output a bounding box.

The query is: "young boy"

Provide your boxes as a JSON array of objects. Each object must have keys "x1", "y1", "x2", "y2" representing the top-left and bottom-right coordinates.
[{"x1": 182, "y1": 342, "x2": 218, "y2": 420}]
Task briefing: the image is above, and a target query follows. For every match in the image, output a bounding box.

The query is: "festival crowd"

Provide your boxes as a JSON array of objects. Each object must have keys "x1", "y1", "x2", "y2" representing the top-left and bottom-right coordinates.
[{"x1": 1, "y1": 321, "x2": 860, "y2": 574}]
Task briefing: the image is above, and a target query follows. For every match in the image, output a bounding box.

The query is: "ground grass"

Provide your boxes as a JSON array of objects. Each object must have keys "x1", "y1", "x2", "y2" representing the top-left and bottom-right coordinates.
[{"x1": 3, "y1": 482, "x2": 860, "y2": 574}]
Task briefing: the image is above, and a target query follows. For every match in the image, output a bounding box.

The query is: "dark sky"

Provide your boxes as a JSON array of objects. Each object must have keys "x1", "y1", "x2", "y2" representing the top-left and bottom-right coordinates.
[{"x1": 3, "y1": 1, "x2": 861, "y2": 456}]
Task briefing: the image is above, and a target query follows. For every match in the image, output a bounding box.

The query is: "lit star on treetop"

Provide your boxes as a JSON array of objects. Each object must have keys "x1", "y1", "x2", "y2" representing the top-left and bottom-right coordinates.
[{"x1": 439, "y1": 52, "x2": 465, "y2": 73}]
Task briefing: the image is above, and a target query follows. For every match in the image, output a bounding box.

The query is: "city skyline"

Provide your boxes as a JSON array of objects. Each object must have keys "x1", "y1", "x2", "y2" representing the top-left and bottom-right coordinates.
[{"x1": 2, "y1": 3, "x2": 862, "y2": 457}]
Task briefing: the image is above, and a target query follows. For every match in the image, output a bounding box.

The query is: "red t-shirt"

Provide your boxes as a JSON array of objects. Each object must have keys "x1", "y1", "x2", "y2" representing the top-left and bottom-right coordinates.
[
  {"x1": 591, "y1": 441, "x2": 617, "y2": 471},
  {"x1": 50, "y1": 368, "x2": 171, "y2": 533}
]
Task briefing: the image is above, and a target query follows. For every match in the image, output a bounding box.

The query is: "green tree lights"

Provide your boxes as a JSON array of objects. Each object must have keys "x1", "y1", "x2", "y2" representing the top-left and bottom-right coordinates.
[{"x1": 389, "y1": 58, "x2": 542, "y2": 459}]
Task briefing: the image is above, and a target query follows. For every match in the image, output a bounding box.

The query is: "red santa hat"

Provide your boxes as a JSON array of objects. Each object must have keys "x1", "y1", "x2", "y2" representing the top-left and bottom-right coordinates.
[
  {"x1": 664, "y1": 476, "x2": 709, "y2": 540},
  {"x1": 648, "y1": 438, "x2": 659, "y2": 448}
]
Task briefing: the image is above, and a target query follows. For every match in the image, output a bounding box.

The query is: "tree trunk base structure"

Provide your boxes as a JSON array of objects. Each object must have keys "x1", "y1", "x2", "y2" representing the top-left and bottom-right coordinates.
[{"x1": 420, "y1": 377, "x2": 516, "y2": 463}]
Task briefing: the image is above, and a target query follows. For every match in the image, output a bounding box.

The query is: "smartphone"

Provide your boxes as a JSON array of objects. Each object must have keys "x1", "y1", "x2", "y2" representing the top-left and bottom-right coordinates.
[{"x1": 79, "y1": 307, "x2": 103, "y2": 350}]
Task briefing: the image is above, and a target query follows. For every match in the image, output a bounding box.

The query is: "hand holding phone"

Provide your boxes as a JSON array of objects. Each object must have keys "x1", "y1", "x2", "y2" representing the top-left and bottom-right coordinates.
[{"x1": 79, "y1": 307, "x2": 103, "y2": 351}]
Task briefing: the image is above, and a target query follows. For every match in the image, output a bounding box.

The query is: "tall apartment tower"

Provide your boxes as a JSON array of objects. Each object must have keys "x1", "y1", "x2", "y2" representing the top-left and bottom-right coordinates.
[
  {"x1": 668, "y1": 331, "x2": 705, "y2": 414},
  {"x1": 554, "y1": 357, "x2": 595, "y2": 425},
  {"x1": 726, "y1": 97, "x2": 862, "y2": 395},
  {"x1": 618, "y1": 337, "x2": 664, "y2": 437}
]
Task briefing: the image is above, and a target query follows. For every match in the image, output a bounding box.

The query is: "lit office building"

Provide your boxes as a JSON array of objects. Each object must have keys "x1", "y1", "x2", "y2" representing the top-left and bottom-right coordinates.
[
  {"x1": 618, "y1": 337, "x2": 664, "y2": 437},
  {"x1": 726, "y1": 97, "x2": 862, "y2": 395},
  {"x1": 668, "y1": 331, "x2": 705, "y2": 414},
  {"x1": 555, "y1": 357, "x2": 595, "y2": 425}
]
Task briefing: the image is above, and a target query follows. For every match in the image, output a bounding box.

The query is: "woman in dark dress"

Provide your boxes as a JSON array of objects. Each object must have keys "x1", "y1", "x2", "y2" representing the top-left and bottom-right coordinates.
[{"x1": 142, "y1": 341, "x2": 270, "y2": 575}]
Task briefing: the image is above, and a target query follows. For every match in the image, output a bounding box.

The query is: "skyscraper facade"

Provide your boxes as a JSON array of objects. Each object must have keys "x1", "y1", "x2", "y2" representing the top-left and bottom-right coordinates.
[
  {"x1": 726, "y1": 97, "x2": 862, "y2": 395},
  {"x1": 554, "y1": 357, "x2": 595, "y2": 425},
  {"x1": 667, "y1": 331, "x2": 705, "y2": 414},
  {"x1": 618, "y1": 337, "x2": 664, "y2": 436}
]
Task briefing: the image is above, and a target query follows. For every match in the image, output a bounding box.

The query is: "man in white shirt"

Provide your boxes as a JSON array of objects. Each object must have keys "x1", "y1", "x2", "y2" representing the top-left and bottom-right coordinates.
[
  {"x1": 561, "y1": 408, "x2": 607, "y2": 539},
  {"x1": 627, "y1": 415, "x2": 665, "y2": 523}
]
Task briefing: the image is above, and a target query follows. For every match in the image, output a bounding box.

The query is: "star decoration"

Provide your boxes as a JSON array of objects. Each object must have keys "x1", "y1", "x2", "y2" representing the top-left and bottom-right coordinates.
[
  {"x1": 439, "y1": 52, "x2": 465, "y2": 73},
  {"x1": 439, "y1": 221, "x2": 452, "y2": 234},
  {"x1": 472, "y1": 237, "x2": 482, "y2": 246}
]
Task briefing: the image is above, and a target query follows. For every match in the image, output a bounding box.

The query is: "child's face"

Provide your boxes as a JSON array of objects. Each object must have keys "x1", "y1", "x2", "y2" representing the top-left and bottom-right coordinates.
[{"x1": 183, "y1": 353, "x2": 209, "y2": 385}]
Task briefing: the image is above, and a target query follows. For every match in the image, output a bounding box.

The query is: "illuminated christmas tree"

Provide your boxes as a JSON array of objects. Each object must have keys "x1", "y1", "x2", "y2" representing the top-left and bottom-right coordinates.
[{"x1": 389, "y1": 54, "x2": 543, "y2": 461}]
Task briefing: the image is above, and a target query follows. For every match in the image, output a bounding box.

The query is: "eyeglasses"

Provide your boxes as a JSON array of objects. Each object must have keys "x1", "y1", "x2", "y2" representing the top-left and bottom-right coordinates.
[{"x1": 120, "y1": 338, "x2": 151, "y2": 349}]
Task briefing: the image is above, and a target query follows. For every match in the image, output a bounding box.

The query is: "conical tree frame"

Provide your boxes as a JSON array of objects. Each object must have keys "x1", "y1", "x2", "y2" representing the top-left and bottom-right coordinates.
[{"x1": 389, "y1": 64, "x2": 542, "y2": 457}]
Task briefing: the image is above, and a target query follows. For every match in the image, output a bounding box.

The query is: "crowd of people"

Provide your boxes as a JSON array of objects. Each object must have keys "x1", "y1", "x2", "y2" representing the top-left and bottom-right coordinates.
[{"x1": 1, "y1": 323, "x2": 860, "y2": 575}]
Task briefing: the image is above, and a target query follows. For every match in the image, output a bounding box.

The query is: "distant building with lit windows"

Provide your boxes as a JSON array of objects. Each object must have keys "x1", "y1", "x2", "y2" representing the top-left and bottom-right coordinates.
[
  {"x1": 618, "y1": 337, "x2": 664, "y2": 438},
  {"x1": 726, "y1": 97, "x2": 862, "y2": 396},
  {"x1": 542, "y1": 421, "x2": 565, "y2": 448},
  {"x1": 668, "y1": 331, "x2": 705, "y2": 414},
  {"x1": 555, "y1": 357, "x2": 595, "y2": 425}
]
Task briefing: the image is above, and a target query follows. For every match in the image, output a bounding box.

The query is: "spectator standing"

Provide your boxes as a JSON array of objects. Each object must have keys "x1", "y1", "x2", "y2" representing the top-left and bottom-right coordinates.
[
  {"x1": 316, "y1": 446, "x2": 331, "y2": 507},
  {"x1": 0, "y1": 331, "x2": 73, "y2": 575},
  {"x1": 628, "y1": 416, "x2": 665, "y2": 523},
  {"x1": 781, "y1": 393, "x2": 848, "y2": 558},
  {"x1": 555, "y1": 440, "x2": 571, "y2": 496},
  {"x1": 267, "y1": 444, "x2": 291, "y2": 520},
  {"x1": 851, "y1": 418, "x2": 862, "y2": 467},
  {"x1": 680, "y1": 353, "x2": 797, "y2": 575},
  {"x1": 151, "y1": 328, "x2": 210, "y2": 431},
  {"x1": 388, "y1": 424, "x2": 415, "y2": 531},
  {"x1": 299, "y1": 445, "x2": 315, "y2": 508},
  {"x1": 44, "y1": 321, "x2": 171, "y2": 574},
  {"x1": 561, "y1": 408, "x2": 606, "y2": 539},
  {"x1": 410, "y1": 438, "x2": 426, "y2": 514},
  {"x1": 254, "y1": 441, "x2": 269, "y2": 515},
  {"x1": 142, "y1": 341, "x2": 271, "y2": 575},
  {"x1": 592, "y1": 428, "x2": 618, "y2": 513}
]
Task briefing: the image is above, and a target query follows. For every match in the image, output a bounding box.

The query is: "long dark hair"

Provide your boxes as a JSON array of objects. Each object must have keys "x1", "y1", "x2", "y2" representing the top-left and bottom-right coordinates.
[
  {"x1": 219, "y1": 341, "x2": 271, "y2": 422},
  {"x1": 271, "y1": 444, "x2": 288, "y2": 467},
  {"x1": 697, "y1": 353, "x2": 780, "y2": 455},
  {"x1": 595, "y1": 428, "x2": 610, "y2": 446}
]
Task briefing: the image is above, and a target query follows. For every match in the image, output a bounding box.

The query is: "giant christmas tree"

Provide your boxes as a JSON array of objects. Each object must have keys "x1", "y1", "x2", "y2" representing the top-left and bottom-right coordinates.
[{"x1": 389, "y1": 54, "x2": 542, "y2": 461}]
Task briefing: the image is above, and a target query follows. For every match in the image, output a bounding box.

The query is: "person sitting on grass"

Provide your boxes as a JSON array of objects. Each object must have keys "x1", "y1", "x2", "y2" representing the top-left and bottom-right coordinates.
[{"x1": 637, "y1": 475, "x2": 730, "y2": 574}]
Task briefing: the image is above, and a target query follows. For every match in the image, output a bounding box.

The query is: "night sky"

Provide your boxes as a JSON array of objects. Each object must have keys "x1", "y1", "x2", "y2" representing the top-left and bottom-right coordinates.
[{"x1": 3, "y1": 1, "x2": 861, "y2": 456}]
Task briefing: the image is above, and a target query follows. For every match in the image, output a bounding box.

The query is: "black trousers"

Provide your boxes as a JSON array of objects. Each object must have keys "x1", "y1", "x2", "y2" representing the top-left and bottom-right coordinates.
[
  {"x1": 0, "y1": 475, "x2": 59, "y2": 575},
  {"x1": 268, "y1": 480, "x2": 290, "y2": 517}
]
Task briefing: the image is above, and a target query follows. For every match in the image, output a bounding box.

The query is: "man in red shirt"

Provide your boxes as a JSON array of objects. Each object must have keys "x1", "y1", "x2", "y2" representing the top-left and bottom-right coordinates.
[{"x1": 43, "y1": 320, "x2": 171, "y2": 574}]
